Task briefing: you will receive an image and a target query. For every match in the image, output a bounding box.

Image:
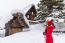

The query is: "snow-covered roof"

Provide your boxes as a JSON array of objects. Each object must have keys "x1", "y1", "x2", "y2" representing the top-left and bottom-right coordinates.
[
  {"x1": 11, "y1": 4, "x2": 36, "y2": 15},
  {"x1": 0, "y1": 0, "x2": 40, "y2": 29},
  {"x1": 0, "y1": 15, "x2": 13, "y2": 29},
  {"x1": 22, "y1": 4, "x2": 36, "y2": 15},
  {"x1": 0, "y1": 4, "x2": 37, "y2": 29},
  {"x1": 19, "y1": 4, "x2": 36, "y2": 27}
]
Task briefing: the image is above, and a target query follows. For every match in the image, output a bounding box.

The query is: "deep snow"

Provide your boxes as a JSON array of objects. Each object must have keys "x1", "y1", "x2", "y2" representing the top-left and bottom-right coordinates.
[
  {"x1": 0, "y1": 23, "x2": 65, "y2": 43},
  {"x1": 0, "y1": 0, "x2": 65, "y2": 43},
  {"x1": 0, "y1": 23, "x2": 44, "y2": 43}
]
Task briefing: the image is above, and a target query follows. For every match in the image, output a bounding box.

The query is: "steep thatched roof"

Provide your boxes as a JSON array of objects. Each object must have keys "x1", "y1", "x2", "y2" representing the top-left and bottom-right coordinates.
[
  {"x1": 22, "y1": 4, "x2": 37, "y2": 15},
  {"x1": 5, "y1": 12, "x2": 29, "y2": 29}
]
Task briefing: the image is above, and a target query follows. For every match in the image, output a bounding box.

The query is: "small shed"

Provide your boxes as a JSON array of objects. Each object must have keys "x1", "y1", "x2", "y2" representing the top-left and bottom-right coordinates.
[
  {"x1": 23, "y1": 4, "x2": 37, "y2": 21},
  {"x1": 5, "y1": 12, "x2": 29, "y2": 36}
]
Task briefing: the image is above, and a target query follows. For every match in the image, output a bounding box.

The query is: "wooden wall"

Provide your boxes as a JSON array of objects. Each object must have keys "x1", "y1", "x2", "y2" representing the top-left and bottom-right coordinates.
[{"x1": 5, "y1": 12, "x2": 29, "y2": 36}]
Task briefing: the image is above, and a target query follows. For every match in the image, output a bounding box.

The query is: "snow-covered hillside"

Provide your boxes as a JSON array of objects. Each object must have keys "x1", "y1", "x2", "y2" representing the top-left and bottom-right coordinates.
[
  {"x1": 0, "y1": 23, "x2": 44, "y2": 43},
  {"x1": 0, "y1": 30, "x2": 44, "y2": 43},
  {"x1": 0, "y1": 23, "x2": 64, "y2": 43}
]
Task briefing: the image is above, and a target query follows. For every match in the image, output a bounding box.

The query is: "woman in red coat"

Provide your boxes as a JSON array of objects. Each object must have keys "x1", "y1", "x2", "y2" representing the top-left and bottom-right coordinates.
[{"x1": 45, "y1": 20, "x2": 55, "y2": 43}]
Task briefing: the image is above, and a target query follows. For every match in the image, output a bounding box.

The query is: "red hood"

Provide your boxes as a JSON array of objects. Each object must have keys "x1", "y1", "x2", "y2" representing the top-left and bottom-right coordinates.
[{"x1": 47, "y1": 20, "x2": 53, "y2": 26}]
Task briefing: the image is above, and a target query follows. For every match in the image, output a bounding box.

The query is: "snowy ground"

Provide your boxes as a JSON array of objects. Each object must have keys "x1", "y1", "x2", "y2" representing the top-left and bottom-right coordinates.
[
  {"x1": 0, "y1": 23, "x2": 65, "y2": 43},
  {"x1": 0, "y1": 30, "x2": 44, "y2": 43},
  {"x1": 0, "y1": 0, "x2": 65, "y2": 43}
]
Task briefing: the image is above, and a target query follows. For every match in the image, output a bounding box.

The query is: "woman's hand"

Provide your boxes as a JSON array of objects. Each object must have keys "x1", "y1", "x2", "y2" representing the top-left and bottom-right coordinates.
[{"x1": 43, "y1": 32, "x2": 46, "y2": 35}]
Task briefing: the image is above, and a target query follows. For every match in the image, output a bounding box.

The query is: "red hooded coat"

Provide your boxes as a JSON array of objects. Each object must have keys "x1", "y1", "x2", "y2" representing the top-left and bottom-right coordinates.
[{"x1": 45, "y1": 20, "x2": 54, "y2": 43}]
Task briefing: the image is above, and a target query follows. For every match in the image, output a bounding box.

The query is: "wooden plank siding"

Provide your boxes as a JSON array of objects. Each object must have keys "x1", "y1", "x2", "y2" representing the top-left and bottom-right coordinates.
[{"x1": 5, "y1": 12, "x2": 29, "y2": 36}]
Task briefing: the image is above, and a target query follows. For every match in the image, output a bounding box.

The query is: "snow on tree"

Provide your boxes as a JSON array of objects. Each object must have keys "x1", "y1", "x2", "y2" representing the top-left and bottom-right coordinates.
[{"x1": 36, "y1": 0, "x2": 63, "y2": 21}]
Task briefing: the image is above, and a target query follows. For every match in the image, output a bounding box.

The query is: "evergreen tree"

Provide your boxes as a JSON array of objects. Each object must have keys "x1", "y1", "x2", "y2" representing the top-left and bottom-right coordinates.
[{"x1": 35, "y1": 0, "x2": 63, "y2": 21}]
